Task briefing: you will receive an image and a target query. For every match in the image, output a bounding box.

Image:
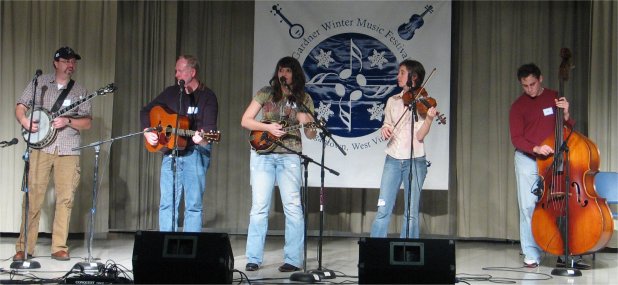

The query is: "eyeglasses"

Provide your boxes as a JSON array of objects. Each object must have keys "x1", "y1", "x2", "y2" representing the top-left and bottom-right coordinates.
[{"x1": 58, "y1": 59, "x2": 78, "y2": 65}]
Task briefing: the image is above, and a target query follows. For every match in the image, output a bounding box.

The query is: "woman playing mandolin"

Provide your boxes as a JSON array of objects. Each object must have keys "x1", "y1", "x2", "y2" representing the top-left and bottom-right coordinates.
[{"x1": 241, "y1": 56, "x2": 316, "y2": 273}]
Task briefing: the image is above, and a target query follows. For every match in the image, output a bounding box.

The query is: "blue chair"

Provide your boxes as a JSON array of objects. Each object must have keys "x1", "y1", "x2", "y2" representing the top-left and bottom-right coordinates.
[{"x1": 595, "y1": 171, "x2": 618, "y2": 218}]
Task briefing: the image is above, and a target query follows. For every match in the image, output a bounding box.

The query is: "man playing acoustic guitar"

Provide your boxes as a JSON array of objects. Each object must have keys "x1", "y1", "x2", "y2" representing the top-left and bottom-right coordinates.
[{"x1": 140, "y1": 55, "x2": 218, "y2": 232}]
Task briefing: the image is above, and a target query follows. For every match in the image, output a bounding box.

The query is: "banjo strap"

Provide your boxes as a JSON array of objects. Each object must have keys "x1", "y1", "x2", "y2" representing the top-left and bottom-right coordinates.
[{"x1": 50, "y1": 79, "x2": 75, "y2": 113}]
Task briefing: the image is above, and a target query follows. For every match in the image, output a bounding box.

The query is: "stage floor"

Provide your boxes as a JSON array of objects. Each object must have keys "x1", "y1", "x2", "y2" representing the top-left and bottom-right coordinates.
[{"x1": 1, "y1": 233, "x2": 616, "y2": 284}]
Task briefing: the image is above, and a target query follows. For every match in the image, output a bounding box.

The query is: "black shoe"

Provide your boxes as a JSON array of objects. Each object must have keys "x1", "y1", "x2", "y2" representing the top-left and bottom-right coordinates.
[
  {"x1": 278, "y1": 263, "x2": 301, "y2": 272},
  {"x1": 556, "y1": 257, "x2": 591, "y2": 270},
  {"x1": 245, "y1": 263, "x2": 259, "y2": 271}
]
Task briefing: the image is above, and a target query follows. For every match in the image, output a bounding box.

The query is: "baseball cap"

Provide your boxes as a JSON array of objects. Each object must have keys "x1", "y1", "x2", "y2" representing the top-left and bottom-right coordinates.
[{"x1": 54, "y1": 46, "x2": 81, "y2": 61}]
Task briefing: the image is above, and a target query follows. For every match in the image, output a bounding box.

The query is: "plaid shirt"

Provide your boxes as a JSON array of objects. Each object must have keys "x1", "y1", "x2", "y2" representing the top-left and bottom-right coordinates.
[{"x1": 17, "y1": 73, "x2": 91, "y2": 155}]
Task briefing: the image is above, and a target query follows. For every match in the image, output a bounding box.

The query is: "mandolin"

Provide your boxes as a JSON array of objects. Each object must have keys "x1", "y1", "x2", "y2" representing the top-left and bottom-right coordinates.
[{"x1": 249, "y1": 120, "x2": 318, "y2": 153}]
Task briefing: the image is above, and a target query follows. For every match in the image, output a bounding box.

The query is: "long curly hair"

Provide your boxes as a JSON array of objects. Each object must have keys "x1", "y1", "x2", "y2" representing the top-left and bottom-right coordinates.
[{"x1": 269, "y1": 56, "x2": 306, "y2": 104}]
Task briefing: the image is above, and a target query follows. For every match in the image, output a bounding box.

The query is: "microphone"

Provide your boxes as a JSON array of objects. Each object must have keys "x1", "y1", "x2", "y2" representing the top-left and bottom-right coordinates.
[
  {"x1": 280, "y1": 76, "x2": 296, "y2": 102},
  {"x1": 178, "y1": 79, "x2": 185, "y2": 94},
  {"x1": 279, "y1": 76, "x2": 290, "y2": 89},
  {"x1": 1, "y1": 138, "x2": 18, "y2": 148},
  {"x1": 532, "y1": 179, "x2": 544, "y2": 200},
  {"x1": 33, "y1": 69, "x2": 42, "y2": 81}
]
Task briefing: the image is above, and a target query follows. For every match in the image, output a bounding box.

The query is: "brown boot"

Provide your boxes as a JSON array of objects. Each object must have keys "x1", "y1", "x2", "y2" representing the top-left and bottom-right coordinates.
[
  {"x1": 13, "y1": 251, "x2": 33, "y2": 261},
  {"x1": 51, "y1": 250, "x2": 70, "y2": 261}
]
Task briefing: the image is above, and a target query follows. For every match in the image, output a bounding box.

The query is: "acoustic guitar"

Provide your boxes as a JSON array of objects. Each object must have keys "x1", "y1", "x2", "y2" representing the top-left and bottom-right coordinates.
[
  {"x1": 146, "y1": 105, "x2": 220, "y2": 153},
  {"x1": 249, "y1": 120, "x2": 318, "y2": 153}
]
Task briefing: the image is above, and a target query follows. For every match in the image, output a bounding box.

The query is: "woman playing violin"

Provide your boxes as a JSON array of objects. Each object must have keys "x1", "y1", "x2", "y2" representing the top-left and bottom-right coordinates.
[{"x1": 370, "y1": 59, "x2": 437, "y2": 238}]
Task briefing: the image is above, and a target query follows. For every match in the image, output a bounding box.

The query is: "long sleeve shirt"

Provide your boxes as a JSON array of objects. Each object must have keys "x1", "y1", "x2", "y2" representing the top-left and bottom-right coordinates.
[{"x1": 509, "y1": 88, "x2": 575, "y2": 157}]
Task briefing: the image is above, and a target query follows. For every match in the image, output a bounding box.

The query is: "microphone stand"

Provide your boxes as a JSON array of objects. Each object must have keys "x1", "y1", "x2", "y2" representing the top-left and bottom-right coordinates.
[
  {"x1": 11, "y1": 72, "x2": 42, "y2": 270},
  {"x1": 289, "y1": 95, "x2": 345, "y2": 281},
  {"x1": 405, "y1": 100, "x2": 418, "y2": 239},
  {"x1": 170, "y1": 81, "x2": 184, "y2": 232},
  {"x1": 548, "y1": 129, "x2": 581, "y2": 277},
  {"x1": 389, "y1": 87, "x2": 418, "y2": 240},
  {"x1": 71, "y1": 129, "x2": 154, "y2": 273}
]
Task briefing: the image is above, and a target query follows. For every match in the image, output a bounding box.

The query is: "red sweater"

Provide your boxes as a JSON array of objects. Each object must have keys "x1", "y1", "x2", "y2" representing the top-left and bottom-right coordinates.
[{"x1": 509, "y1": 88, "x2": 575, "y2": 156}]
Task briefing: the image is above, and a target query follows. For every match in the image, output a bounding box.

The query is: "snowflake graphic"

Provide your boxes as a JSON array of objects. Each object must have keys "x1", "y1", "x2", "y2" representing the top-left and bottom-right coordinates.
[
  {"x1": 315, "y1": 49, "x2": 335, "y2": 68},
  {"x1": 367, "y1": 102, "x2": 385, "y2": 121},
  {"x1": 315, "y1": 101, "x2": 335, "y2": 121},
  {"x1": 368, "y1": 49, "x2": 388, "y2": 69}
]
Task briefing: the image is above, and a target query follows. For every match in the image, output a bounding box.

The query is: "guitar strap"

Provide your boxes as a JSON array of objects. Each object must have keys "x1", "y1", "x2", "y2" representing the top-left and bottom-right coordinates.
[{"x1": 50, "y1": 80, "x2": 75, "y2": 112}]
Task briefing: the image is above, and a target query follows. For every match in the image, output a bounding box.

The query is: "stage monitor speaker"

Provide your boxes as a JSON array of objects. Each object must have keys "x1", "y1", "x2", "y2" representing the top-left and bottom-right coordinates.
[
  {"x1": 132, "y1": 231, "x2": 234, "y2": 284},
  {"x1": 358, "y1": 237, "x2": 455, "y2": 284}
]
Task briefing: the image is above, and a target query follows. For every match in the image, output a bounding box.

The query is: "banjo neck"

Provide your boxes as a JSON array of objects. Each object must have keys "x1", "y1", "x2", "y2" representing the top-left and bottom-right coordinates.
[{"x1": 50, "y1": 85, "x2": 114, "y2": 119}]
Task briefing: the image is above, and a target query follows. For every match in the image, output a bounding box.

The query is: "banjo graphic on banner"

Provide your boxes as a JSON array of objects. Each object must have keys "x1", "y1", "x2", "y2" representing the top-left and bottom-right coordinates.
[{"x1": 253, "y1": 1, "x2": 451, "y2": 189}]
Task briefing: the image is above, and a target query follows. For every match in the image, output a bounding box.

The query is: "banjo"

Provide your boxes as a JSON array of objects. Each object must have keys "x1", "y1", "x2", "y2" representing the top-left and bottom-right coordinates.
[{"x1": 22, "y1": 83, "x2": 117, "y2": 149}]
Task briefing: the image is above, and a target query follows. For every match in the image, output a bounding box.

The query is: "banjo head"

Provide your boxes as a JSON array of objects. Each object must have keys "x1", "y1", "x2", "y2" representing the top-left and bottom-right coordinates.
[{"x1": 22, "y1": 108, "x2": 55, "y2": 148}]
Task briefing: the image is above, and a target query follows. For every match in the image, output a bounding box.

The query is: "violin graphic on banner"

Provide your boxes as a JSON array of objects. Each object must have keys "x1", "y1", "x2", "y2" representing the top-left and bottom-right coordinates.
[{"x1": 398, "y1": 5, "x2": 433, "y2": 40}]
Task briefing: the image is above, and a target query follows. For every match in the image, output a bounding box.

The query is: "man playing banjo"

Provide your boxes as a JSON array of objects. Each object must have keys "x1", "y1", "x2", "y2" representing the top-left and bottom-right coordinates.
[{"x1": 14, "y1": 46, "x2": 92, "y2": 261}]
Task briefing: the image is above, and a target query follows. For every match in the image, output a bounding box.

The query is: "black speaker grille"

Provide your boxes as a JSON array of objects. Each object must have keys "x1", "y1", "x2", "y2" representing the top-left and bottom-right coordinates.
[{"x1": 132, "y1": 231, "x2": 234, "y2": 284}]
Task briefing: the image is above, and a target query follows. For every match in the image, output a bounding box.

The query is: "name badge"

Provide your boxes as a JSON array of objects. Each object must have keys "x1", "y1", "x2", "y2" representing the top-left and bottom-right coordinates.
[
  {"x1": 187, "y1": 106, "x2": 198, "y2": 114},
  {"x1": 543, "y1": 107, "x2": 553, "y2": 116},
  {"x1": 62, "y1": 99, "x2": 71, "y2": 106}
]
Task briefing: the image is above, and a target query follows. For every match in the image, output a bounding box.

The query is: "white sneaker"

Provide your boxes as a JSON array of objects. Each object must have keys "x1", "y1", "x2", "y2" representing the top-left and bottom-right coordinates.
[{"x1": 524, "y1": 258, "x2": 539, "y2": 268}]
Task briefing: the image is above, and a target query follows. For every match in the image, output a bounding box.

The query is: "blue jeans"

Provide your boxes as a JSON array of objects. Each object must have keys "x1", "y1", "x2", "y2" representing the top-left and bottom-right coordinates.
[
  {"x1": 245, "y1": 151, "x2": 304, "y2": 268},
  {"x1": 159, "y1": 144, "x2": 211, "y2": 232},
  {"x1": 514, "y1": 150, "x2": 542, "y2": 263},
  {"x1": 371, "y1": 155, "x2": 427, "y2": 238}
]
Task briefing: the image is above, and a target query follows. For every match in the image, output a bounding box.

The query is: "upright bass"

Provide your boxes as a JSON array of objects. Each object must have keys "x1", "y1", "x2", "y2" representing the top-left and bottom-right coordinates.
[{"x1": 531, "y1": 48, "x2": 614, "y2": 256}]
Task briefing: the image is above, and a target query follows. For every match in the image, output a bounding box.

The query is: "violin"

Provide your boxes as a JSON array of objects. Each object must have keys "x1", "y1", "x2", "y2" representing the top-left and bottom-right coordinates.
[{"x1": 402, "y1": 88, "x2": 447, "y2": 125}]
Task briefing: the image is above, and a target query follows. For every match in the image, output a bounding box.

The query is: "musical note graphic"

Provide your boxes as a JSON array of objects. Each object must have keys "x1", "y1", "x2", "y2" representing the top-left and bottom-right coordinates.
[
  {"x1": 307, "y1": 73, "x2": 346, "y2": 96},
  {"x1": 271, "y1": 4, "x2": 305, "y2": 39},
  {"x1": 337, "y1": 39, "x2": 365, "y2": 131}
]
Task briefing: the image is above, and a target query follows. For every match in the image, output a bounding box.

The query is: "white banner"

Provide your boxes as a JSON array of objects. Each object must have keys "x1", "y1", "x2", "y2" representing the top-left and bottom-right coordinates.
[{"x1": 253, "y1": 1, "x2": 451, "y2": 189}]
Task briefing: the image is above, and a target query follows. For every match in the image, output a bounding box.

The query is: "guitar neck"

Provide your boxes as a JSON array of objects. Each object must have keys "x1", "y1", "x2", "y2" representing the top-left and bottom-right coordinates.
[
  {"x1": 170, "y1": 128, "x2": 214, "y2": 139},
  {"x1": 172, "y1": 128, "x2": 197, "y2": 137}
]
